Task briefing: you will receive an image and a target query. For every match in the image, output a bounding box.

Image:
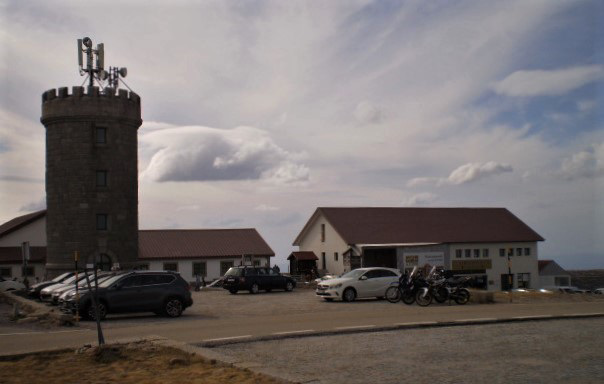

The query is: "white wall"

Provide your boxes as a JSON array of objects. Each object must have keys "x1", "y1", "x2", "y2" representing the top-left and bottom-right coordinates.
[
  {"x1": 449, "y1": 242, "x2": 539, "y2": 291},
  {"x1": 297, "y1": 215, "x2": 348, "y2": 275},
  {"x1": 145, "y1": 257, "x2": 271, "y2": 283},
  {"x1": 0, "y1": 217, "x2": 47, "y2": 247},
  {"x1": 0, "y1": 263, "x2": 45, "y2": 282}
]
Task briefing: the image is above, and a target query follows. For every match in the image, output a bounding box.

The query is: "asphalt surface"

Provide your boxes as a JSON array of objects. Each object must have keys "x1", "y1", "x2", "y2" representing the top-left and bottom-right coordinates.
[
  {"x1": 1, "y1": 288, "x2": 604, "y2": 384},
  {"x1": 214, "y1": 317, "x2": 604, "y2": 384}
]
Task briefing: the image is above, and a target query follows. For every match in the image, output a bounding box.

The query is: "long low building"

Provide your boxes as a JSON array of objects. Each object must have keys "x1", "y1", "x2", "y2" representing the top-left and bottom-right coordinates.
[
  {"x1": 0, "y1": 210, "x2": 274, "y2": 283},
  {"x1": 293, "y1": 207, "x2": 545, "y2": 291}
]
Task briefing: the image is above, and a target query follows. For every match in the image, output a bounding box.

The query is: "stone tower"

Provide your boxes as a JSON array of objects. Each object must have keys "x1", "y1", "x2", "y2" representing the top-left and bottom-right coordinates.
[{"x1": 41, "y1": 86, "x2": 142, "y2": 277}]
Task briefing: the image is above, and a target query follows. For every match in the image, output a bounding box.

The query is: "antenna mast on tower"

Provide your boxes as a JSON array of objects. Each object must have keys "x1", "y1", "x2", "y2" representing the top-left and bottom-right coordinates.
[{"x1": 77, "y1": 37, "x2": 128, "y2": 90}]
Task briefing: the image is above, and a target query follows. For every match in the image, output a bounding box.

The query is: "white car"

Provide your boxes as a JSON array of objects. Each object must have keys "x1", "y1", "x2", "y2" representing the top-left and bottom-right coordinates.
[
  {"x1": 0, "y1": 276, "x2": 26, "y2": 292},
  {"x1": 316, "y1": 267, "x2": 401, "y2": 302}
]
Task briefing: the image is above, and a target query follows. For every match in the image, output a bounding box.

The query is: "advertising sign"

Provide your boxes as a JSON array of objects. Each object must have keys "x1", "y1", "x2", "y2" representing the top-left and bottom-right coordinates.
[{"x1": 403, "y1": 252, "x2": 444, "y2": 268}]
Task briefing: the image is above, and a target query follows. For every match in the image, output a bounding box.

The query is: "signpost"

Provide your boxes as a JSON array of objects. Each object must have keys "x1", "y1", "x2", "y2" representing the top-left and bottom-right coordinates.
[{"x1": 21, "y1": 242, "x2": 30, "y2": 289}]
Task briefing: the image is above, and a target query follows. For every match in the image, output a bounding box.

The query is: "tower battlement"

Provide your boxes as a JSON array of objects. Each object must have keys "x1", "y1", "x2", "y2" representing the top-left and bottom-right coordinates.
[{"x1": 41, "y1": 86, "x2": 141, "y2": 126}]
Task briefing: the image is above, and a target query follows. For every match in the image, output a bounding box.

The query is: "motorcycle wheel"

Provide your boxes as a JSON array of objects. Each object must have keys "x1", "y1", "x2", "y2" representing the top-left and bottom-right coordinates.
[
  {"x1": 454, "y1": 289, "x2": 470, "y2": 305},
  {"x1": 385, "y1": 286, "x2": 401, "y2": 303},
  {"x1": 415, "y1": 288, "x2": 433, "y2": 307},
  {"x1": 434, "y1": 286, "x2": 448, "y2": 303},
  {"x1": 401, "y1": 290, "x2": 415, "y2": 305}
]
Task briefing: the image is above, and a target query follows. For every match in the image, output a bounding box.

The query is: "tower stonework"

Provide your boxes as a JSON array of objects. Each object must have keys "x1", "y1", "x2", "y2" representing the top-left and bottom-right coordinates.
[{"x1": 41, "y1": 86, "x2": 142, "y2": 277}]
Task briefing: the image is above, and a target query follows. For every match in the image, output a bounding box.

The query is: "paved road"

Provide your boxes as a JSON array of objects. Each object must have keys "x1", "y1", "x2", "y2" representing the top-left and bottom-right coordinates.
[
  {"x1": 215, "y1": 318, "x2": 604, "y2": 384},
  {"x1": 1, "y1": 290, "x2": 603, "y2": 356}
]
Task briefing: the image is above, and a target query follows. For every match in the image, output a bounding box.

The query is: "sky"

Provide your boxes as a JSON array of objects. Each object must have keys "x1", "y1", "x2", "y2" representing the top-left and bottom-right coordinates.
[{"x1": 1, "y1": 0, "x2": 603, "y2": 270}]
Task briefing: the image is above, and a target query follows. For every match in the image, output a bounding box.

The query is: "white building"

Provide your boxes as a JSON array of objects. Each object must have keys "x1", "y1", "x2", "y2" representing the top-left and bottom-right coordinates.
[
  {"x1": 538, "y1": 260, "x2": 571, "y2": 288},
  {"x1": 293, "y1": 207, "x2": 545, "y2": 291},
  {"x1": 0, "y1": 211, "x2": 274, "y2": 283}
]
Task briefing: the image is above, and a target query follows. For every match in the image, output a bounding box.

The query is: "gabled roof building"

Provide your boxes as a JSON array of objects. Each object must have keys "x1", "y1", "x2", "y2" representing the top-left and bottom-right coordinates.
[
  {"x1": 0, "y1": 211, "x2": 274, "y2": 282},
  {"x1": 293, "y1": 207, "x2": 545, "y2": 291}
]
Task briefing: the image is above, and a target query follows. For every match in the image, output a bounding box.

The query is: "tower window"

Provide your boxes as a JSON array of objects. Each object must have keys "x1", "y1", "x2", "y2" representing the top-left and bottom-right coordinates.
[
  {"x1": 96, "y1": 170, "x2": 108, "y2": 187},
  {"x1": 96, "y1": 127, "x2": 107, "y2": 144},
  {"x1": 96, "y1": 214, "x2": 108, "y2": 230}
]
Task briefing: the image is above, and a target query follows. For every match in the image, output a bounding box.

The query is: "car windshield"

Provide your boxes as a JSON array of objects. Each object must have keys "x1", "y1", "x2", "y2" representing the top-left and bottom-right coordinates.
[
  {"x1": 224, "y1": 268, "x2": 243, "y2": 277},
  {"x1": 340, "y1": 270, "x2": 366, "y2": 279},
  {"x1": 98, "y1": 274, "x2": 126, "y2": 288},
  {"x1": 51, "y1": 272, "x2": 71, "y2": 282},
  {"x1": 62, "y1": 275, "x2": 78, "y2": 284}
]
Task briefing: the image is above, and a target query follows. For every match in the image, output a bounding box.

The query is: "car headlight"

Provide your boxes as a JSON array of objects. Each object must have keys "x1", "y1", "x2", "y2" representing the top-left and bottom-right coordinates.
[{"x1": 330, "y1": 283, "x2": 342, "y2": 289}]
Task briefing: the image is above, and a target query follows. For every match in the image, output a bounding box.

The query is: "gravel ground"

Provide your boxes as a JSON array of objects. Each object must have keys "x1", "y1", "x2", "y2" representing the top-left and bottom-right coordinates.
[{"x1": 214, "y1": 318, "x2": 604, "y2": 384}]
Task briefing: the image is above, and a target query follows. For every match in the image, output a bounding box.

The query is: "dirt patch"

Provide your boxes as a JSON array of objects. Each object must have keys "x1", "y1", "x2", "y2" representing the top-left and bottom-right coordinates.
[{"x1": 0, "y1": 341, "x2": 283, "y2": 384}]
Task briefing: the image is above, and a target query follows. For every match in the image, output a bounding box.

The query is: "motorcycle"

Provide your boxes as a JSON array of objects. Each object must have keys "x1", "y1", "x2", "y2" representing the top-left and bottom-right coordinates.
[{"x1": 385, "y1": 266, "x2": 418, "y2": 305}]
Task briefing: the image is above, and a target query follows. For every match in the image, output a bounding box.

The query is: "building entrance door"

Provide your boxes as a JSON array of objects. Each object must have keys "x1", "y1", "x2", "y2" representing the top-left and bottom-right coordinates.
[{"x1": 501, "y1": 274, "x2": 513, "y2": 291}]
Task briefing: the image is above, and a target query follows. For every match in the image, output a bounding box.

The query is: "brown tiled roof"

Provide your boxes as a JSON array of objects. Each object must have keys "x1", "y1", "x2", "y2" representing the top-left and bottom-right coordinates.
[
  {"x1": 0, "y1": 210, "x2": 46, "y2": 239},
  {"x1": 0, "y1": 246, "x2": 46, "y2": 264},
  {"x1": 139, "y1": 229, "x2": 275, "y2": 260},
  {"x1": 288, "y1": 251, "x2": 318, "y2": 261},
  {"x1": 294, "y1": 207, "x2": 544, "y2": 245}
]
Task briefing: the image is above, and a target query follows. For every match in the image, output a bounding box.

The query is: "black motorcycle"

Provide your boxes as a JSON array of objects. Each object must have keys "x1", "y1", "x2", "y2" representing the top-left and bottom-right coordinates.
[{"x1": 385, "y1": 267, "x2": 419, "y2": 305}]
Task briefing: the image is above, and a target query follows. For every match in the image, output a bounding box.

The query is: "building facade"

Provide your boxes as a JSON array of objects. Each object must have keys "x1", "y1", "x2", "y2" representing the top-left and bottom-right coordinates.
[
  {"x1": 293, "y1": 207, "x2": 545, "y2": 291},
  {"x1": 41, "y1": 86, "x2": 142, "y2": 277}
]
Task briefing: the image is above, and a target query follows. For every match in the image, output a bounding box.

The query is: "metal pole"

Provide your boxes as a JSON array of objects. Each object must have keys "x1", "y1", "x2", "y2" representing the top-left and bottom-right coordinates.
[{"x1": 74, "y1": 251, "x2": 80, "y2": 323}]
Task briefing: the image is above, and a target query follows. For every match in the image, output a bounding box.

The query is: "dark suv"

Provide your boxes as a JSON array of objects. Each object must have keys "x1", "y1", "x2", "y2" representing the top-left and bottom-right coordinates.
[
  {"x1": 62, "y1": 271, "x2": 193, "y2": 320},
  {"x1": 222, "y1": 266, "x2": 296, "y2": 294}
]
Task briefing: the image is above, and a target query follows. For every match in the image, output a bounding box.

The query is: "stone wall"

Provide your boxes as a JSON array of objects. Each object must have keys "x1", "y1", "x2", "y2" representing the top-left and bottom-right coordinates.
[{"x1": 41, "y1": 86, "x2": 142, "y2": 277}]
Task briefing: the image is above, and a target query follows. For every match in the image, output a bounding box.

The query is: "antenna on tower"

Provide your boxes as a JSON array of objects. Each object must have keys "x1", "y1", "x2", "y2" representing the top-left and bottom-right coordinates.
[{"x1": 77, "y1": 37, "x2": 129, "y2": 91}]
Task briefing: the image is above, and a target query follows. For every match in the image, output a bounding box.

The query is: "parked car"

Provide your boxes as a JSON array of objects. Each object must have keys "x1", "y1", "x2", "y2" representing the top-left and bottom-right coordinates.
[
  {"x1": 28, "y1": 272, "x2": 75, "y2": 298},
  {"x1": 316, "y1": 267, "x2": 401, "y2": 302},
  {"x1": 62, "y1": 270, "x2": 193, "y2": 320},
  {"x1": 222, "y1": 266, "x2": 296, "y2": 294},
  {"x1": 51, "y1": 272, "x2": 115, "y2": 305},
  {"x1": 40, "y1": 273, "x2": 96, "y2": 302},
  {"x1": 593, "y1": 288, "x2": 604, "y2": 295},
  {"x1": 0, "y1": 276, "x2": 26, "y2": 292}
]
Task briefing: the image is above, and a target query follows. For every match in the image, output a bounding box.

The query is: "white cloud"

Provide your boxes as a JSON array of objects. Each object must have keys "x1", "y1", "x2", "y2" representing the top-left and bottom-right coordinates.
[
  {"x1": 353, "y1": 101, "x2": 382, "y2": 124},
  {"x1": 402, "y1": 192, "x2": 438, "y2": 206},
  {"x1": 577, "y1": 100, "x2": 596, "y2": 112},
  {"x1": 559, "y1": 143, "x2": 604, "y2": 180},
  {"x1": 492, "y1": 65, "x2": 604, "y2": 97},
  {"x1": 408, "y1": 161, "x2": 513, "y2": 187},
  {"x1": 140, "y1": 125, "x2": 310, "y2": 185},
  {"x1": 255, "y1": 204, "x2": 279, "y2": 212}
]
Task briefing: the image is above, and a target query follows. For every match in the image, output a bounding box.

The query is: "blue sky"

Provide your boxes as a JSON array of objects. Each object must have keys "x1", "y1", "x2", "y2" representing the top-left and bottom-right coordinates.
[{"x1": 1, "y1": 0, "x2": 603, "y2": 269}]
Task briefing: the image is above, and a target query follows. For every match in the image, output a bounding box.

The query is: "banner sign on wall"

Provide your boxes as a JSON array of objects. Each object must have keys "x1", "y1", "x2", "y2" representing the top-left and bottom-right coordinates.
[{"x1": 403, "y1": 252, "x2": 444, "y2": 268}]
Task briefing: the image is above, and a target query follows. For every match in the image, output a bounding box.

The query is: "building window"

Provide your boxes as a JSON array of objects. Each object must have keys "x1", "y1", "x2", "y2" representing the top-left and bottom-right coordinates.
[
  {"x1": 321, "y1": 252, "x2": 326, "y2": 269},
  {"x1": 96, "y1": 170, "x2": 108, "y2": 187},
  {"x1": 455, "y1": 250, "x2": 462, "y2": 258},
  {"x1": 499, "y1": 249, "x2": 505, "y2": 257},
  {"x1": 0, "y1": 267, "x2": 11, "y2": 277},
  {"x1": 96, "y1": 127, "x2": 107, "y2": 144},
  {"x1": 517, "y1": 273, "x2": 531, "y2": 288},
  {"x1": 482, "y1": 249, "x2": 489, "y2": 258},
  {"x1": 473, "y1": 249, "x2": 480, "y2": 258},
  {"x1": 96, "y1": 214, "x2": 108, "y2": 230},
  {"x1": 253, "y1": 260, "x2": 261, "y2": 267},
  {"x1": 334, "y1": 252, "x2": 339, "y2": 262},
  {"x1": 163, "y1": 262, "x2": 178, "y2": 272},
  {"x1": 507, "y1": 248, "x2": 514, "y2": 257},
  {"x1": 321, "y1": 224, "x2": 325, "y2": 242},
  {"x1": 516, "y1": 248, "x2": 523, "y2": 256},
  {"x1": 524, "y1": 248, "x2": 531, "y2": 256},
  {"x1": 220, "y1": 261, "x2": 234, "y2": 276},
  {"x1": 23, "y1": 267, "x2": 35, "y2": 277},
  {"x1": 193, "y1": 262, "x2": 207, "y2": 277},
  {"x1": 464, "y1": 249, "x2": 471, "y2": 258},
  {"x1": 137, "y1": 264, "x2": 149, "y2": 270}
]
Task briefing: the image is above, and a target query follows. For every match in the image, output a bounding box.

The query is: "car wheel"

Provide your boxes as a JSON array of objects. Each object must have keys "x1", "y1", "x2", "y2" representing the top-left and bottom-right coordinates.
[
  {"x1": 163, "y1": 298, "x2": 183, "y2": 318},
  {"x1": 250, "y1": 283, "x2": 259, "y2": 294},
  {"x1": 385, "y1": 286, "x2": 401, "y2": 303},
  {"x1": 86, "y1": 301, "x2": 107, "y2": 320},
  {"x1": 229, "y1": 289, "x2": 238, "y2": 294},
  {"x1": 266, "y1": 288, "x2": 272, "y2": 293},
  {"x1": 285, "y1": 281, "x2": 294, "y2": 292},
  {"x1": 342, "y1": 288, "x2": 356, "y2": 302}
]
